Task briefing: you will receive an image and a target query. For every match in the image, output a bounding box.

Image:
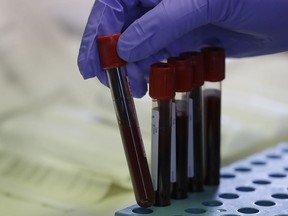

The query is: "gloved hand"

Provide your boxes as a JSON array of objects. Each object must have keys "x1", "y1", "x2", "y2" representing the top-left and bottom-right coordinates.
[
  {"x1": 117, "y1": 0, "x2": 288, "y2": 96},
  {"x1": 79, "y1": 0, "x2": 288, "y2": 98},
  {"x1": 77, "y1": 0, "x2": 160, "y2": 98}
]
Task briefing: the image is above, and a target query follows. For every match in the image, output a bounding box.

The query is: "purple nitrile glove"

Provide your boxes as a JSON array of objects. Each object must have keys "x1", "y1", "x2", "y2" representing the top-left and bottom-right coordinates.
[
  {"x1": 77, "y1": 0, "x2": 161, "y2": 98},
  {"x1": 117, "y1": 0, "x2": 288, "y2": 97}
]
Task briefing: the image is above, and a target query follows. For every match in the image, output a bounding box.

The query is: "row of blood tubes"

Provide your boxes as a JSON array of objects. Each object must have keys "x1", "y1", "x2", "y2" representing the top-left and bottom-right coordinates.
[
  {"x1": 97, "y1": 33, "x2": 224, "y2": 208},
  {"x1": 149, "y1": 48, "x2": 225, "y2": 206}
]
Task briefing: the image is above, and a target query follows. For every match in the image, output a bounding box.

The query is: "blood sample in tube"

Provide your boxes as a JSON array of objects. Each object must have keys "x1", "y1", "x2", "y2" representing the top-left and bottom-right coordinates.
[
  {"x1": 202, "y1": 47, "x2": 225, "y2": 186},
  {"x1": 180, "y1": 51, "x2": 205, "y2": 192},
  {"x1": 149, "y1": 63, "x2": 175, "y2": 206},
  {"x1": 97, "y1": 33, "x2": 155, "y2": 207},
  {"x1": 168, "y1": 57, "x2": 193, "y2": 199}
]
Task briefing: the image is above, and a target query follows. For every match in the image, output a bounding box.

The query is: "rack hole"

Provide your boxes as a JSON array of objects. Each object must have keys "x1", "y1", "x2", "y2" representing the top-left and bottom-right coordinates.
[
  {"x1": 269, "y1": 173, "x2": 287, "y2": 178},
  {"x1": 251, "y1": 161, "x2": 266, "y2": 165},
  {"x1": 185, "y1": 208, "x2": 206, "y2": 214},
  {"x1": 252, "y1": 180, "x2": 271, "y2": 185},
  {"x1": 221, "y1": 173, "x2": 236, "y2": 179},
  {"x1": 254, "y1": 200, "x2": 275, "y2": 206},
  {"x1": 219, "y1": 193, "x2": 239, "y2": 199},
  {"x1": 132, "y1": 208, "x2": 153, "y2": 214},
  {"x1": 282, "y1": 148, "x2": 288, "y2": 153},
  {"x1": 284, "y1": 167, "x2": 288, "y2": 171},
  {"x1": 237, "y1": 207, "x2": 259, "y2": 214},
  {"x1": 234, "y1": 167, "x2": 251, "y2": 172},
  {"x1": 236, "y1": 186, "x2": 255, "y2": 192},
  {"x1": 221, "y1": 215, "x2": 240, "y2": 216},
  {"x1": 202, "y1": 200, "x2": 223, "y2": 207},
  {"x1": 267, "y1": 154, "x2": 282, "y2": 159},
  {"x1": 271, "y1": 193, "x2": 288, "y2": 199}
]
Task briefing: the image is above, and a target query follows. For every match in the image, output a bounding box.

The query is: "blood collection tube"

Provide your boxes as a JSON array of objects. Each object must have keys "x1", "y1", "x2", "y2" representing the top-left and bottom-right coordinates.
[
  {"x1": 180, "y1": 52, "x2": 205, "y2": 192},
  {"x1": 202, "y1": 47, "x2": 225, "y2": 186},
  {"x1": 168, "y1": 57, "x2": 193, "y2": 199},
  {"x1": 149, "y1": 63, "x2": 175, "y2": 206},
  {"x1": 97, "y1": 33, "x2": 155, "y2": 207}
]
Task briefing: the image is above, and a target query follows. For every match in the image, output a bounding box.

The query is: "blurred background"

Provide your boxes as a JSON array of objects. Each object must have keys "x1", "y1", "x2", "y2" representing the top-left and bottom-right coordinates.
[{"x1": 1, "y1": 0, "x2": 288, "y2": 215}]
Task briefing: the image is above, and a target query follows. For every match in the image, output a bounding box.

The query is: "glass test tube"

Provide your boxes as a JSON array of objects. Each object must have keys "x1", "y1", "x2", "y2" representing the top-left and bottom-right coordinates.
[
  {"x1": 149, "y1": 63, "x2": 175, "y2": 206},
  {"x1": 180, "y1": 52, "x2": 205, "y2": 192},
  {"x1": 97, "y1": 34, "x2": 155, "y2": 207},
  {"x1": 202, "y1": 47, "x2": 225, "y2": 186},
  {"x1": 168, "y1": 57, "x2": 193, "y2": 199}
]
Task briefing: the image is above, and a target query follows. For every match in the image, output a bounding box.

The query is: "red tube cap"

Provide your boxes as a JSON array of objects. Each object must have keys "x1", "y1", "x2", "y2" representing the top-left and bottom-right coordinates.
[
  {"x1": 149, "y1": 63, "x2": 175, "y2": 100},
  {"x1": 167, "y1": 57, "x2": 193, "y2": 92},
  {"x1": 201, "y1": 47, "x2": 225, "y2": 82},
  {"x1": 97, "y1": 33, "x2": 127, "y2": 69},
  {"x1": 180, "y1": 52, "x2": 205, "y2": 87}
]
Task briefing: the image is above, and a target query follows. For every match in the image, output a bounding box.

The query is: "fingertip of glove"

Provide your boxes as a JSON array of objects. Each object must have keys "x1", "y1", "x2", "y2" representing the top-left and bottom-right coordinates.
[
  {"x1": 77, "y1": 58, "x2": 96, "y2": 80},
  {"x1": 77, "y1": 59, "x2": 109, "y2": 88},
  {"x1": 130, "y1": 82, "x2": 148, "y2": 98},
  {"x1": 118, "y1": 31, "x2": 146, "y2": 62},
  {"x1": 117, "y1": 35, "x2": 134, "y2": 61}
]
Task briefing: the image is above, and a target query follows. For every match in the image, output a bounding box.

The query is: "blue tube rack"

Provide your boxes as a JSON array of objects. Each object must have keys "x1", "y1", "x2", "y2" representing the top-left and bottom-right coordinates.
[{"x1": 115, "y1": 142, "x2": 288, "y2": 216}]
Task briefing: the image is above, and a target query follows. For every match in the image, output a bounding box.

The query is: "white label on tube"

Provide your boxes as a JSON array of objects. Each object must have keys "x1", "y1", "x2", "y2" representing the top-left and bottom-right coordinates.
[
  {"x1": 187, "y1": 98, "x2": 194, "y2": 177},
  {"x1": 151, "y1": 108, "x2": 159, "y2": 191},
  {"x1": 170, "y1": 102, "x2": 176, "y2": 183}
]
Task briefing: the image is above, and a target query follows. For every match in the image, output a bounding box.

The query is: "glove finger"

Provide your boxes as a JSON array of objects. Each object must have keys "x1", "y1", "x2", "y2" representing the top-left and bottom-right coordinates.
[
  {"x1": 162, "y1": 24, "x2": 271, "y2": 57},
  {"x1": 126, "y1": 63, "x2": 148, "y2": 98},
  {"x1": 78, "y1": 1, "x2": 141, "y2": 85},
  {"x1": 118, "y1": 0, "x2": 211, "y2": 61},
  {"x1": 126, "y1": 49, "x2": 171, "y2": 98}
]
